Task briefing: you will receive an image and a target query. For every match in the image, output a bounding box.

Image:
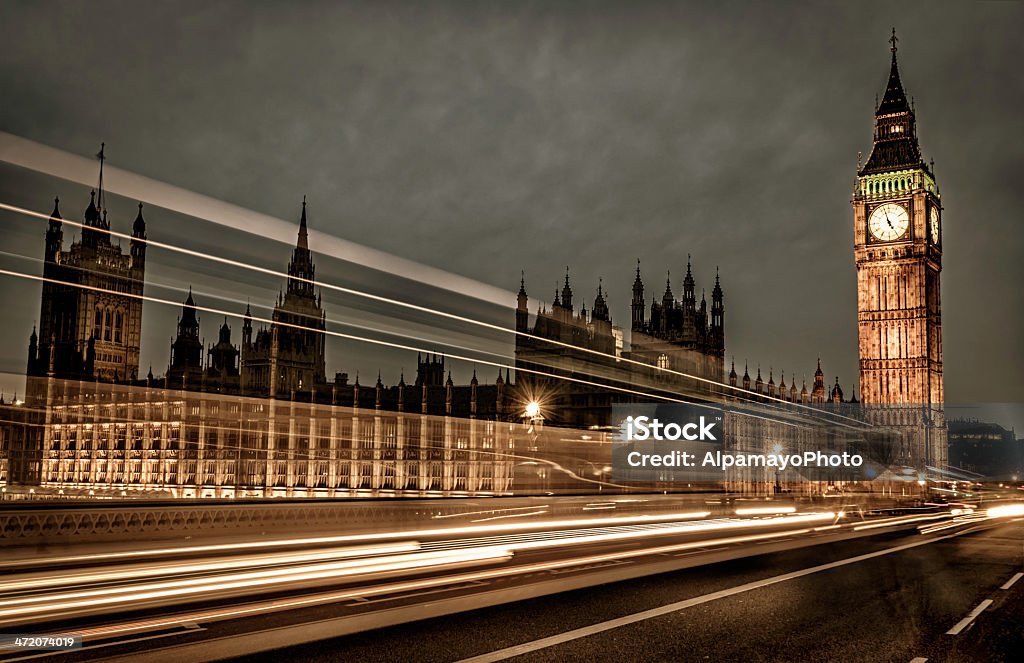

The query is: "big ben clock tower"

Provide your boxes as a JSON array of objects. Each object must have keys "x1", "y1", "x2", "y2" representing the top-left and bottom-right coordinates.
[{"x1": 853, "y1": 30, "x2": 946, "y2": 470}]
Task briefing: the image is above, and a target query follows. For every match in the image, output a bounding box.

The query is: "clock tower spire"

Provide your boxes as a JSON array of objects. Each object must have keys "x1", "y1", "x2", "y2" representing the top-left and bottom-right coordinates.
[{"x1": 853, "y1": 29, "x2": 946, "y2": 471}]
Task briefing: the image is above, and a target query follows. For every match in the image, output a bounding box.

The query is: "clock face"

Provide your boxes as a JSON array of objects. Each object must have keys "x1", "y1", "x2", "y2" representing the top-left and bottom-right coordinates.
[
  {"x1": 868, "y1": 202, "x2": 910, "y2": 241},
  {"x1": 929, "y1": 207, "x2": 940, "y2": 243}
]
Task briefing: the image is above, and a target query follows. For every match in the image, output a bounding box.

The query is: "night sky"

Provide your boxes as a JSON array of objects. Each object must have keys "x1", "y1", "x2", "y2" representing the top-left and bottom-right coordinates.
[{"x1": 1, "y1": 1, "x2": 1021, "y2": 417}]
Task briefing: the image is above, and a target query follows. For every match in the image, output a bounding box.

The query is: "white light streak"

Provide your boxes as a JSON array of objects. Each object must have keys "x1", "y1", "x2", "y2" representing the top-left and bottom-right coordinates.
[
  {"x1": 734, "y1": 506, "x2": 797, "y2": 516},
  {"x1": 0, "y1": 131, "x2": 510, "y2": 306},
  {"x1": 986, "y1": 503, "x2": 1024, "y2": 518}
]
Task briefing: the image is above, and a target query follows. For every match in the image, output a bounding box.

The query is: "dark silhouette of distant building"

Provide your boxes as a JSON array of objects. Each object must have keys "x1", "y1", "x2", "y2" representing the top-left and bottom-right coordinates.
[
  {"x1": 26, "y1": 146, "x2": 147, "y2": 382},
  {"x1": 948, "y1": 419, "x2": 1021, "y2": 481},
  {"x1": 514, "y1": 260, "x2": 726, "y2": 428}
]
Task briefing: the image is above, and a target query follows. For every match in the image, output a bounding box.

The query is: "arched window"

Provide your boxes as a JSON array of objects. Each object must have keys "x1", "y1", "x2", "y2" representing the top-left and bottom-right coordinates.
[
  {"x1": 104, "y1": 309, "x2": 112, "y2": 341},
  {"x1": 114, "y1": 310, "x2": 123, "y2": 344},
  {"x1": 94, "y1": 306, "x2": 102, "y2": 339}
]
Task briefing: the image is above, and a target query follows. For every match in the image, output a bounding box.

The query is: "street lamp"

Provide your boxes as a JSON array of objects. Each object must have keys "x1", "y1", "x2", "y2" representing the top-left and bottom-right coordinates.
[{"x1": 523, "y1": 401, "x2": 544, "y2": 452}]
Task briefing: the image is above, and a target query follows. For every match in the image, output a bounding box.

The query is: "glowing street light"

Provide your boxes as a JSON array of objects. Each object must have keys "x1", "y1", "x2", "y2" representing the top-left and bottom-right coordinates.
[{"x1": 524, "y1": 401, "x2": 541, "y2": 419}]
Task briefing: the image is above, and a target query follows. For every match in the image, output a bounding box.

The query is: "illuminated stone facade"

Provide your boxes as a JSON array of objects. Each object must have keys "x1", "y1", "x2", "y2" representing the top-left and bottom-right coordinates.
[
  {"x1": 20, "y1": 378, "x2": 516, "y2": 498},
  {"x1": 852, "y1": 35, "x2": 946, "y2": 470}
]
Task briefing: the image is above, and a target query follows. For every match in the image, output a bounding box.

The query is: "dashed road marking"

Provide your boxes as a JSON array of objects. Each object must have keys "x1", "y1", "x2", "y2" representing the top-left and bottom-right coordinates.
[
  {"x1": 909, "y1": 657, "x2": 928, "y2": 663},
  {"x1": 946, "y1": 599, "x2": 993, "y2": 636},
  {"x1": 455, "y1": 529, "x2": 977, "y2": 663},
  {"x1": 1000, "y1": 572, "x2": 1022, "y2": 590}
]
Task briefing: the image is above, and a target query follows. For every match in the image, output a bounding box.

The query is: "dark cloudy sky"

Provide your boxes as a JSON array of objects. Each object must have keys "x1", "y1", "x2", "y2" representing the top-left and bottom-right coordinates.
[{"x1": 1, "y1": 1, "x2": 1022, "y2": 411}]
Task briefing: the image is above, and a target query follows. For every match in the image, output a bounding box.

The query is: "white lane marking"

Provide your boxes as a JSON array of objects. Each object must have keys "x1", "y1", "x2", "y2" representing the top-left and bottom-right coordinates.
[
  {"x1": 946, "y1": 599, "x2": 993, "y2": 636},
  {"x1": 1000, "y1": 572, "x2": 1022, "y2": 590},
  {"x1": 909, "y1": 658, "x2": 928, "y2": 663},
  {"x1": 456, "y1": 529, "x2": 974, "y2": 663}
]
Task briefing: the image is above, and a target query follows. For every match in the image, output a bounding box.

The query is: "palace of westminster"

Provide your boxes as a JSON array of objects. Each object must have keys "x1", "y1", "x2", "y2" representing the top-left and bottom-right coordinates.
[{"x1": 0, "y1": 35, "x2": 946, "y2": 497}]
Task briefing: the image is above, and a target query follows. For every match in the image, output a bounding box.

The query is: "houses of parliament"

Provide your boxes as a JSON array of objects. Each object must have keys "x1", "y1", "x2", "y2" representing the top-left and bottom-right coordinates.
[{"x1": 0, "y1": 33, "x2": 945, "y2": 497}]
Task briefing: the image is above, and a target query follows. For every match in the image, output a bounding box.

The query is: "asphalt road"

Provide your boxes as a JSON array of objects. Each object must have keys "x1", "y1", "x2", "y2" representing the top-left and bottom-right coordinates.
[{"x1": 227, "y1": 521, "x2": 1024, "y2": 663}]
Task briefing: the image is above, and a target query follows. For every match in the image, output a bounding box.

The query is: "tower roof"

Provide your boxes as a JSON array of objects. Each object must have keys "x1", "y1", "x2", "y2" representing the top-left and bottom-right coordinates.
[
  {"x1": 285, "y1": 197, "x2": 316, "y2": 300},
  {"x1": 297, "y1": 196, "x2": 309, "y2": 250},
  {"x1": 877, "y1": 29, "x2": 910, "y2": 116},
  {"x1": 683, "y1": 255, "x2": 695, "y2": 288},
  {"x1": 84, "y1": 190, "x2": 99, "y2": 225},
  {"x1": 860, "y1": 29, "x2": 926, "y2": 176},
  {"x1": 133, "y1": 202, "x2": 146, "y2": 235},
  {"x1": 592, "y1": 279, "x2": 610, "y2": 321},
  {"x1": 561, "y1": 267, "x2": 573, "y2": 309}
]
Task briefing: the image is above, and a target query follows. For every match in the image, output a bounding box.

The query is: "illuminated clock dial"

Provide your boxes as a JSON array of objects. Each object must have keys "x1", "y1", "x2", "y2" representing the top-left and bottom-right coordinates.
[
  {"x1": 929, "y1": 206, "x2": 940, "y2": 243},
  {"x1": 868, "y1": 202, "x2": 910, "y2": 241}
]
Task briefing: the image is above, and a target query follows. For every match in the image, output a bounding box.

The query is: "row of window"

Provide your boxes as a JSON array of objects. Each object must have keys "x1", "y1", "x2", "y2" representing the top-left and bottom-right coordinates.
[
  {"x1": 94, "y1": 306, "x2": 126, "y2": 344},
  {"x1": 862, "y1": 176, "x2": 913, "y2": 195}
]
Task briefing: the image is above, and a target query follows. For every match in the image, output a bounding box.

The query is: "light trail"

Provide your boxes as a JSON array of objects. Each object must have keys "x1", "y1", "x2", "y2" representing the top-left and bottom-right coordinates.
[
  {"x1": 471, "y1": 510, "x2": 549, "y2": 523},
  {"x1": 14, "y1": 525, "x2": 824, "y2": 641},
  {"x1": 851, "y1": 512, "x2": 951, "y2": 531},
  {"x1": 0, "y1": 548, "x2": 514, "y2": 620},
  {"x1": 734, "y1": 506, "x2": 797, "y2": 516},
  {"x1": 0, "y1": 248, "x2": 512, "y2": 368},
  {"x1": 986, "y1": 503, "x2": 1024, "y2": 518},
  {"x1": 0, "y1": 197, "x2": 871, "y2": 429},
  {"x1": 0, "y1": 510, "x2": 715, "y2": 570},
  {"x1": 0, "y1": 513, "x2": 836, "y2": 626},
  {"x1": 917, "y1": 512, "x2": 986, "y2": 535},
  {"x1": 0, "y1": 541, "x2": 420, "y2": 595},
  {"x1": 0, "y1": 131, "x2": 509, "y2": 307},
  {"x1": 494, "y1": 512, "x2": 836, "y2": 553},
  {"x1": 432, "y1": 506, "x2": 551, "y2": 520},
  {"x1": 0, "y1": 266, "x2": 699, "y2": 408}
]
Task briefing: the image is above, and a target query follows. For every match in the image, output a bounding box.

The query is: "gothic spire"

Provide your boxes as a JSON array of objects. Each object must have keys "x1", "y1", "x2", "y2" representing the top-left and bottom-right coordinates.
[
  {"x1": 96, "y1": 142, "x2": 106, "y2": 214},
  {"x1": 298, "y1": 195, "x2": 309, "y2": 250},
  {"x1": 84, "y1": 190, "x2": 99, "y2": 226},
  {"x1": 286, "y1": 197, "x2": 315, "y2": 298},
  {"x1": 592, "y1": 278, "x2": 609, "y2": 321},
  {"x1": 561, "y1": 267, "x2": 573, "y2": 310},
  {"x1": 877, "y1": 28, "x2": 910, "y2": 115},
  {"x1": 861, "y1": 28, "x2": 924, "y2": 175},
  {"x1": 133, "y1": 202, "x2": 146, "y2": 236}
]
